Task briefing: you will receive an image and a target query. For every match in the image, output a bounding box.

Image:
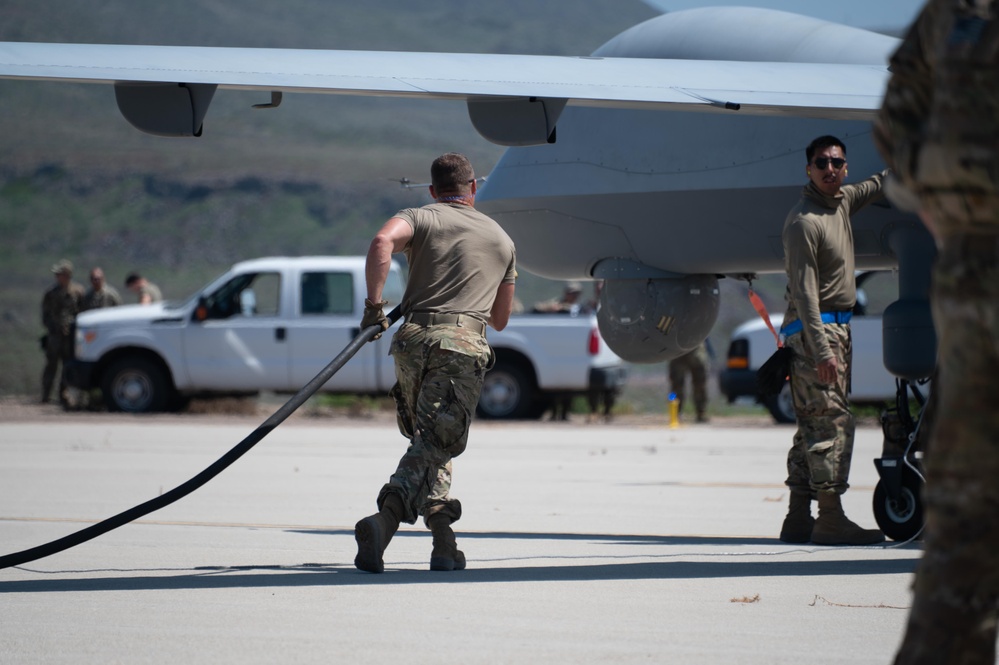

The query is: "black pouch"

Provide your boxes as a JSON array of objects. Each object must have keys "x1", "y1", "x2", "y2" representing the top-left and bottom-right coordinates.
[{"x1": 756, "y1": 346, "x2": 793, "y2": 396}]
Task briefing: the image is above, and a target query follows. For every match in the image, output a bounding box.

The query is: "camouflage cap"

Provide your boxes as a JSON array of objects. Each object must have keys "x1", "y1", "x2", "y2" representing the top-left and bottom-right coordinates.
[{"x1": 51, "y1": 259, "x2": 73, "y2": 275}]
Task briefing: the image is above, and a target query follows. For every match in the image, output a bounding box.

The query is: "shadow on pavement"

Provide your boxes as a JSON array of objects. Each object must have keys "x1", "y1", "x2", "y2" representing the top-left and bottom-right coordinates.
[{"x1": 0, "y1": 529, "x2": 921, "y2": 593}]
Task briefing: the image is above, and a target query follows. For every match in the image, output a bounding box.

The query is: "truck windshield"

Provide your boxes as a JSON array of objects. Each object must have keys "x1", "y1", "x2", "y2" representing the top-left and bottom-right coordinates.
[{"x1": 174, "y1": 269, "x2": 230, "y2": 311}]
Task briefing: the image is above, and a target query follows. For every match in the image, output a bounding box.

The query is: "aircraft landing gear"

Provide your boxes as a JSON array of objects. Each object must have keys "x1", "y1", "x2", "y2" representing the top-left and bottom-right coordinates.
[{"x1": 872, "y1": 377, "x2": 931, "y2": 542}]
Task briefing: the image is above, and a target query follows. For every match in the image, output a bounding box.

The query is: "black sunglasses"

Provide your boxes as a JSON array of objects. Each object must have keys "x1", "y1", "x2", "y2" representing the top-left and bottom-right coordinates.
[{"x1": 813, "y1": 157, "x2": 846, "y2": 170}]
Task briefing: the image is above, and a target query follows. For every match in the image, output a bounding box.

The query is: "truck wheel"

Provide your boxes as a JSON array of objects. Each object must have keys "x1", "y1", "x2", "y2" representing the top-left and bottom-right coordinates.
[
  {"x1": 873, "y1": 468, "x2": 924, "y2": 542},
  {"x1": 763, "y1": 380, "x2": 796, "y2": 424},
  {"x1": 102, "y1": 357, "x2": 172, "y2": 413},
  {"x1": 477, "y1": 362, "x2": 534, "y2": 420}
]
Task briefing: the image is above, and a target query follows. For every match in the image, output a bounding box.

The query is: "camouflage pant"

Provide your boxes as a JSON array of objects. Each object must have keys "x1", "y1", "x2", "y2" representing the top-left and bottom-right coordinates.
[
  {"x1": 668, "y1": 347, "x2": 709, "y2": 416},
  {"x1": 377, "y1": 322, "x2": 492, "y2": 526},
  {"x1": 42, "y1": 330, "x2": 74, "y2": 402},
  {"x1": 894, "y1": 235, "x2": 999, "y2": 665},
  {"x1": 784, "y1": 323, "x2": 855, "y2": 495}
]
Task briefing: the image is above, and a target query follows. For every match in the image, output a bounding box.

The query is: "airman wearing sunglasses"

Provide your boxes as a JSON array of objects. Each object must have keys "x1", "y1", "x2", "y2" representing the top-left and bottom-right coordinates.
[{"x1": 777, "y1": 134, "x2": 887, "y2": 546}]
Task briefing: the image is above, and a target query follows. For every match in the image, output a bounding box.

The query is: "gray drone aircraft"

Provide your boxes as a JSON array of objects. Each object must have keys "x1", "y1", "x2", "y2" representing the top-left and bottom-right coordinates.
[{"x1": 0, "y1": 4, "x2": 935, "y2": 379}]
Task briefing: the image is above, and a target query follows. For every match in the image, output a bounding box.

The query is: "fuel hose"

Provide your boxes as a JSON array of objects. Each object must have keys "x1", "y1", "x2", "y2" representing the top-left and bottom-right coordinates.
[{"x1": 0, "y1": 306, "x2": 401, "y2": 569}]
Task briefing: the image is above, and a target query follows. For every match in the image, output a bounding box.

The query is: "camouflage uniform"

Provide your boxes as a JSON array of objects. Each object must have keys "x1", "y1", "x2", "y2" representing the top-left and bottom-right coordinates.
[
  {"x1": 137, "y1": 282, "x2": 162, "y2": 304},
  {"x1": 82, "y1": 284, "x2": 123, "y2": 311},
  {"x1": 782, "y1": 174, "x2": 885, "y2": 497},
  {"x1": 41, "y1": 266, "x2": 85, "y2": 403},
  {"x1": 354, "y1": 154, "x2": 516, "y2": 575},
  {"x1": 380, "y1": 322, "x2": 493, "y2": 524},
  {"x1": 668, "y1": 342, "x2": 710, "y2": 421},
  {"x1": 875, "y1": 1, "x2": 999, "y2": 661},
  {"x1": 375, "y1": 200, "x2": 516, "y2": 527}
]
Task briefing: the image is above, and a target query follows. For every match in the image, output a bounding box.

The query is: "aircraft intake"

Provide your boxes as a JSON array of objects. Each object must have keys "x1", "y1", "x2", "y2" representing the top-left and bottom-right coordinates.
[{"x1": 597, "y1": 275, "x2": 720, "y2": 364}]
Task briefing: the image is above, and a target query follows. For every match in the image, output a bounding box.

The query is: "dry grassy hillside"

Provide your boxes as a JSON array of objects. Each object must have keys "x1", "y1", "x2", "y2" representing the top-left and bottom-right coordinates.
[{"x1": 0, "y1": 0, "x2": 666, "y2": 396}]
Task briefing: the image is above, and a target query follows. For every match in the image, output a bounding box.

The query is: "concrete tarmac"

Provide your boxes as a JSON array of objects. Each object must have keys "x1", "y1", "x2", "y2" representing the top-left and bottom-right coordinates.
[{"x1": 0, "y1": 408, "x2": 920, "y2": 664}]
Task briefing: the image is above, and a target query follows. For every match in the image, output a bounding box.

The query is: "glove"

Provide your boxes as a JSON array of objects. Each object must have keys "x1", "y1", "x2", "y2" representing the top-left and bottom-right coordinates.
[{"x1": 361, "y1": 298, "x2": 389, "y2": 341}]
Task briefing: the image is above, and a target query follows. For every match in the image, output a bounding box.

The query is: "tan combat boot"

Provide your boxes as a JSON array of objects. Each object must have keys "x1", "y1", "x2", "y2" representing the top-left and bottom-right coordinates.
[
  {"x1": 427, "y1": 514, "x2": 466, "y2": 572},
  {"x1": 779, "y1": 491, "x2": 814, "y2": 543},
  {"x1": 811, "y1": 493, "x2": 885, "y2": 545},
  {"x1": 354, "y1": 493, "x2": 405, "y2": 573}
]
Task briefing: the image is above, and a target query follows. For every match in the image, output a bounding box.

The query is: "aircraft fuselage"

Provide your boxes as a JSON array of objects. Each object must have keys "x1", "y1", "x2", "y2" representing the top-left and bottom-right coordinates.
[
  {"x1": 477, "y1": 7, "x2": 933, "y2": 365},
  {"x1": 477, "y1": 7, "x2": 915, "y2": 280}
]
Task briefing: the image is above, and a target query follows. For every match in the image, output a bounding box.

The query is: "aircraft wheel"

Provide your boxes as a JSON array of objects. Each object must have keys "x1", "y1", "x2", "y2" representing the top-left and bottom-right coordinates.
[
  {"x1": 763, "y1": 380, "x2": 796, "y2": 424},
  {"x1": 873, "y1": 468, "x2": 924, "y2": 542}
]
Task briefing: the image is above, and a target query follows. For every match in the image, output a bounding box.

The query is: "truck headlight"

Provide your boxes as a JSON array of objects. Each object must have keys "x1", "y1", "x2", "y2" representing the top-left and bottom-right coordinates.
[{"x1": 75, "y1": 328, "x2": 96, "y2": 356}]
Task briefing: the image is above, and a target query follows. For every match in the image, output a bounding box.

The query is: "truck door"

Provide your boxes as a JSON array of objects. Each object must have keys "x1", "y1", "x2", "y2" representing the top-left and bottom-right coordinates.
[
  {"x1": 183, "y1": 271, "x2": 292, "y2": 390},
  {"x1": 287, "y1": 270, "x2": 388, "y2": 391}
]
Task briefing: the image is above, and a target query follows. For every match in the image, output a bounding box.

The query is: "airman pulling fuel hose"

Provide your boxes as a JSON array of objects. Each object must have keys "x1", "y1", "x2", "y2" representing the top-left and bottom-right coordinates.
[{"x1": 0, "y1": 306, "x2": 401, "y2": 570}]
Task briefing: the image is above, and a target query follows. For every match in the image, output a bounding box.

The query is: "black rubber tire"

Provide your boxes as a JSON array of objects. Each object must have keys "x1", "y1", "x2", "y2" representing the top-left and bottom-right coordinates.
[
  {"x1": 763, "y1": 380, "x2": 796, "y2": 424},
  {"x1": 873, "y1": 468, "x2": 925, "y2": 542},
  {"x1": 477, "y1": 361, "x2": 535, "y2": 420},
  {"x1": 101, "y1": 356, "x2": 172, "y2": 413}
]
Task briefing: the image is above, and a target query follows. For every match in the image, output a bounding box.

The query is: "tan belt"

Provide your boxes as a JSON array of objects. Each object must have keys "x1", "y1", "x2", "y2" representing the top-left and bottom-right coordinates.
[{"x1": 406, "y1": 312, "x2": 486, "y2": 335}]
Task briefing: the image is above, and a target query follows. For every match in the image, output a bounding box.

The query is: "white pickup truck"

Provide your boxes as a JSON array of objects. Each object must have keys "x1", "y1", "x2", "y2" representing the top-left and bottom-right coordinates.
[{"x1": 68, "y1": 256, "x2": 626, "y2": 419}]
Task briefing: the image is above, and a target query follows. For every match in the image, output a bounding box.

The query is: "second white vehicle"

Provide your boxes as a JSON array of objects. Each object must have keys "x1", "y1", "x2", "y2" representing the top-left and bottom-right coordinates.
[{"x1": 719, "y1": 272, "x2": 902, "y2": 423}]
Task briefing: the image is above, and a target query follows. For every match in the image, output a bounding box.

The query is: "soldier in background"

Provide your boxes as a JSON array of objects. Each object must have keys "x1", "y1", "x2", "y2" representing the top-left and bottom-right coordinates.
[
  {"x1": 668, "y1": 341, "x2": 711, "y2": 423},
  {"x1": 40, "y1": 259, "x2": 84, "y2": 405},
  {"x1": 874, "y1": 1, "x2": 999, "y2": 661},
  {"x1": 82, "y1": 267, "x2": 123, "y2": 311},
  {"x1": 533, "y1": 281, "x2": 584, "y2": 316},
  {"x1": 79, "y1": 266, "x2": 122, "y2": 409},
  {"x1": 124, "y1": 272, "x2": 162, "y2": 305}
]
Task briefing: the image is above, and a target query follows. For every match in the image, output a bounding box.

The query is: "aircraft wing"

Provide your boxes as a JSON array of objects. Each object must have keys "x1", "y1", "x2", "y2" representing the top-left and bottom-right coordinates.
[{"x1": 0, "y1": 42, "x2": 888, "y2": 144}]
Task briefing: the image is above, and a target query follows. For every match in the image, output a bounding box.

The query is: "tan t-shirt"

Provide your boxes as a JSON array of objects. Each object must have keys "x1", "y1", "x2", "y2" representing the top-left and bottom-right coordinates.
[{"x1": 395, "y1": 202, "x2": 516, "y2": 322}]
